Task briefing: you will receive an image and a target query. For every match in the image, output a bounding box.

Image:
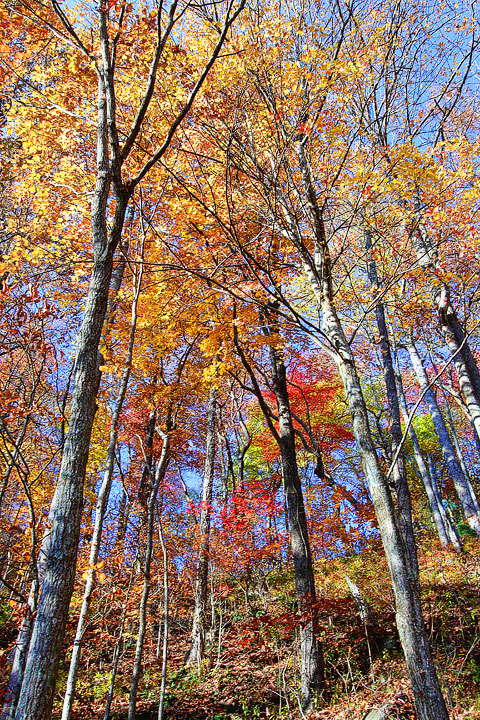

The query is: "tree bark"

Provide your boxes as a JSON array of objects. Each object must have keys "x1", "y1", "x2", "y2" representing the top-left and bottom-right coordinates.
[
  {"x1": 365, "y1": 230, "x2": 418, "y2": 579},
  {"x1": 391, "y1": 347, "x2": 460, "y2": 549},
  {"x1": 232, "y1": 305, "x2": 324, "y2": 710},
  {"x1": 320, "y1": 301, "x2": 449, "y2": 720},
  {"x1": 345, "y1": 575, "x2": 373, "y2": 624},
  {"x1": 267, "y1": 335, "x2": 324, "y2": 711},
  {"x1": 13, "y1": 51, "x2": 130, "y2": 717},
  {"x1": 157, "y1": 506, "x2": 169, "y2": 720},
  {"x1": 14, "y1": 258, "x2": 111, "y2": 718},
  {"x1": 61, "y1": 258, "x2": 143, "y2": 720},
  {"x1": 185, "y1": 384, "x2": 217, "y2": 668},
  {"x1": 128, "y1": 428, "x2": 170, "y2": 720},
  {"x1": 115, "y1": 485, "x2": 129, "y2": 555},
  {"x1": 437, "y1": 287, "x2": 480, "y2": 442},
  {"x1": 291, "y1": 138, "x2": 449, "y2": 720},
  {"x1": 406, "y1": 340, "x2": 480, "y2": 535},
  {"x1": 0, "y1": 582, "x2": 37, "y2": 720},
  {"x1": 410, "y1": 221, "x2": 480, "y2": 407},
  {"x1": 103, "y1": 542, "x2": 138, "y2": 720}
]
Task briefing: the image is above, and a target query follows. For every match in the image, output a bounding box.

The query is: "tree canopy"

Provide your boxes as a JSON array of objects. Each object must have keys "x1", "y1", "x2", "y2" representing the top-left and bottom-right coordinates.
[{"x1": 0, "y1": 0, "x2": 480, "y2": 719}]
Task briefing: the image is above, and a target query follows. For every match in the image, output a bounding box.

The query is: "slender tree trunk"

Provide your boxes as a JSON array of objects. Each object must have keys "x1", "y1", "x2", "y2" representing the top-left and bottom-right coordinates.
[
  {"x1": 320, "y1": 300, "x2": 449, "y2": 720},
  {"x1": 365, "y1": 231, "x2": 417, "y2": 579},
  {"x1": 1, "y1": 515, "x2": 49, "y2": 720},
  {"x1": 437, "y1": 370, "x2": 473, "y2": 483},
  {"x1": 410, "y1": 222, "x2": 480, "y2": 406},
  {"x1": 406, "y1": 340, "x2": 480, "y2": 534},
  {"x1": 106, "y1": 236, "x2": 130, "y2": 326},
  {"x1": 268, "y1": 340, "x2": 324, "y2": 711},
  {"x1": 291, "y1": 135, "x2": 448, "y2": 717},
  {"x1": 231, "y1": 386, "x2": 251, "y2": 488},
  {"x1": 0, "y1": 582, "x2": 37, "y2": 720},
  {"x1": 186, "y1": 385, "x2": 217, "y2": 668},
  {"x1": 116, "y1": 486, "x2": 129, "y2": 554},
  {"x1": 157, "y1": 507, "x2": 169, "y2": 720},
  {"x1": 128, "y1": 430, "x2": 170, "y2": 720},
  {"x1": 392, "y1": 350, "x2": 460, "y2": 549},
  {"x1": 345, "y1": 575, "x2": 373, "y2": 624},
  {"x1": 427, "y1": 455, "x2": 458, "y2": 533},
  {"x1": 62, "y1": 260, "x2": 143, "y2": 720},
  {"x1": 232, "y1": 303, "x2": 323, "y2": 710},
  {"x1": 104, "y1": 543, "x2": 138, "y2": 720},
  {"x1": 436, "y1": 287, "x2": 480, "y2": 442}
]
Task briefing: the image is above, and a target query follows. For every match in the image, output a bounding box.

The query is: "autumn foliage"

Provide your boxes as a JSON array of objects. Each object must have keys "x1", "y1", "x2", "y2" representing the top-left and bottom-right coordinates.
[{"x1": 0, "y1": 0, "x2": 480, "y2": 718}]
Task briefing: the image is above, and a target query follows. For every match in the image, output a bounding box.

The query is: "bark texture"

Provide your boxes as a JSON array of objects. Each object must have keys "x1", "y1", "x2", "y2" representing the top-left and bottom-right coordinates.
[
  {"x1": 407, "y1": 340, "x2": 480, "y2": 535},
  {"x1": 14, "y1": 53, "x2": 129, "y2": 717},
  {"x1": 62, "y1": 260, "x2": 142, "y2": 720},
  {"x1": 268, "y1": 341, "x2": 324, "y2": 710},
  {"x1": 392, "y1": 349, "x2": 460, "y2": 549},
  {"x1": 410, "y1": 221, "x2": 480, "y2": 428},
  {"x1": 232, "y1": 304, "x2": 324, "y2": 710},
  {"x1": 365, "y1": 231, "x2": 418, "y2": 578},
  {"x1": 292, "y1": 139, "x2": 448, "y2": 720},
  {"x1": 14, "y1": 241, "x2": 119, "y2": 720},
  {"x1": 0, "y1": 583, "x2": 37, "y2": 720},
  {"x1": 321, "y1": 301, "x2": 449, "y2": 720},
  {"x1": 186, "y1": 385, "x2": 217, "y2": 668}
]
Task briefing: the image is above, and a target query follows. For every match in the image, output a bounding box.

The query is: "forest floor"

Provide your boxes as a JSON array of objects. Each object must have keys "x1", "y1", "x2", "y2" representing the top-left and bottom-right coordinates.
[
  {"x1": 2, "y1": 542, "x2": 480, "y2": 720},
  {"x1": 48, "y1": 541, "x2": 480, "y2": 720}
]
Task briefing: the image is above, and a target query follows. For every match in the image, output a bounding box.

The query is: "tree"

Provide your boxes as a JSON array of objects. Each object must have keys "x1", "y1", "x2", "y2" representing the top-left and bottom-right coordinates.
[
  {"x1": 153, "y1": 1, "x2": 452, "y2": 713},
  {"x1": 3, "y1": 0, "x2": 245, "y2": 716},
  {"x1": 186, "y1": 383, "x2": 217, "y2": 668},
  {"x1": 232, "y1": 303, "x2": 324, "y2": 710}
]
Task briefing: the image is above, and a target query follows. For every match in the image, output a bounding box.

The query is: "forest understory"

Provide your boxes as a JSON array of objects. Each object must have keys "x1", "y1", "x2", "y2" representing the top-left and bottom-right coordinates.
[{"x1": 3, "y1": 544, "x2": 477, "y2": 720}]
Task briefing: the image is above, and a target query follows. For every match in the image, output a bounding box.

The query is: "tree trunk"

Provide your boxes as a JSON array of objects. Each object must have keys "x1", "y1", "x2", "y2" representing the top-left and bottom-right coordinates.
[
  {"x1": 435, "y1": 366, "x2": 473, "y2": 484},
  {"x1": 157, "y1": 507, "x2": 169, "y2": 720},
  {"x1": 320, "y1": 301, "x2": 449, "y2": 720},
  {"x1": 437, "y1": 287, "x2": 480, "y2": 442},
  {"x1": 410, "y1": 222, "x2": 480, "y2": 406},
  {"x1": 233, "y1": 301, "x2": 324, "y2": 710},
  {"x1": 186, "y1": 384, "x2": 217, "y2": 668},
  {"x1": 445, "y1": 304, "x2": 480, "y2": 401},
  {"x1": 345, "y1": 575, "x2": 373, "y2": 624},
  {"x1": 266, "y1": 325, "x2": 323, "y2": 712},
  {"x1": 103, "y1": 544, "x2": 138, "y2": 720},
  {"x1": 62, "y1": 259, "x2": 143, "y2": 720},
  {"x1": 14, "y1": 258, "x2": 109, "y2": 718},
  {"x1": 289, "y1": 136, "x2": 449, "y2": 718},
  {"x1": 115, "y1": 486, "x2": 129, "y2": 555},
  {"x1": 1, "y1": 515, "x2": 54, "y2": 720},
  {"x1": 392, "y1": 349, "x2": 460, "y2": 549},
  {"x1": 13, "y1": 56, "x2": 130, "y2": 717},
  {"x1": 406, "y1": 340, "x2": 480, "y2": 535},
  {"x1": 0, "y1": 582, "x2": 37, "y2": 720},
  {"x1": 365, "y1": 231, "x2": 418, "y2": 579},
  {"x1": 14, "y1": 249, "x2": 121, "y2": 719},
  {"x1": 128, "y1": 431, "x2": 170, "y2": 720}
]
